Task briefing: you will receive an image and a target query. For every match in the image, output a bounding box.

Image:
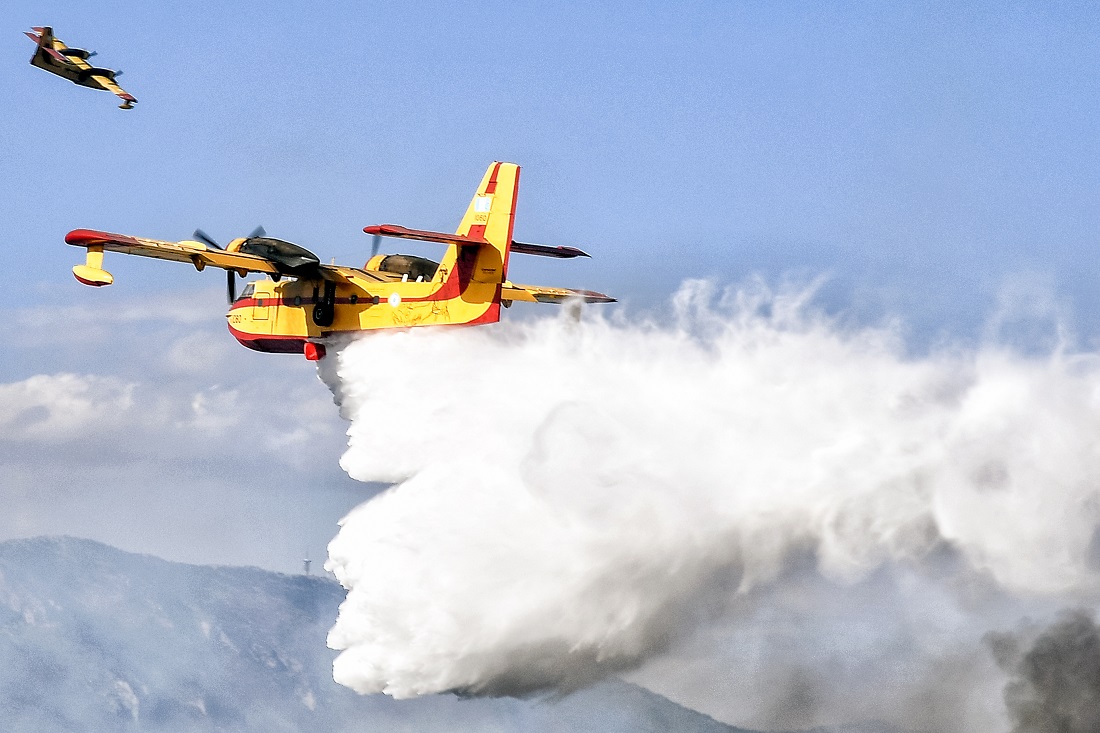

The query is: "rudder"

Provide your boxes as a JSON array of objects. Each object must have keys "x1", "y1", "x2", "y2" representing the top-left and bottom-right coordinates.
[{"x1": 455, "y1": 162, "x2": 520, "y2": 283}]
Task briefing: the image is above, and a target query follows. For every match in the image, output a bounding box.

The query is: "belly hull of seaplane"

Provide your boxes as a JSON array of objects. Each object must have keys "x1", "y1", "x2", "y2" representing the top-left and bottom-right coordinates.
[{"x1": 224, "y1": 260, "x2": 505, "y2": 361}]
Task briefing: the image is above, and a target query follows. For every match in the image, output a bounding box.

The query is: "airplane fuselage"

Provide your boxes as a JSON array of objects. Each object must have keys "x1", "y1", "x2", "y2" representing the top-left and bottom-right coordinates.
[{"x1": 226, "y1": 268, "x2": 501, "y2": 354}]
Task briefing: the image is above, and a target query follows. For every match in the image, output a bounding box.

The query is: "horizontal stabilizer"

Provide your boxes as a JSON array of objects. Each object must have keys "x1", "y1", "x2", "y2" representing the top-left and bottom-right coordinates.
[
  {"x1": 366, "y1": 226, "x2": 590, "y2": 259},
  {"x1": 510, "y1": 241, "x2": 589, "y2": 259},
  {"x1": 363, "y1": 224, "x2": 486, "y2": 248}
]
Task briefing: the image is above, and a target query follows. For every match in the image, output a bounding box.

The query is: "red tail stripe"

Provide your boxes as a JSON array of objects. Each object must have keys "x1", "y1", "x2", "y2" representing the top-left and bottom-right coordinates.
[{"x1": 484, "y1": 162, "x2": 502, "y2": 194}]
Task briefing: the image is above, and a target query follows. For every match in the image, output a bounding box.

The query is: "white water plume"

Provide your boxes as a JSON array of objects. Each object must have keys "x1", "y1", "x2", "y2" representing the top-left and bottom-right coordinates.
[{"x1": 320, "y1": 280, "x2": 1100, "y2": 703}]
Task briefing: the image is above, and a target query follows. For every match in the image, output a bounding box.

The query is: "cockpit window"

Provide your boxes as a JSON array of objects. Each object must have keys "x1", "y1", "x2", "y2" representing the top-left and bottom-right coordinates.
[{"x1": 237, "y1": 283, "x2": 255, "y2": 301}]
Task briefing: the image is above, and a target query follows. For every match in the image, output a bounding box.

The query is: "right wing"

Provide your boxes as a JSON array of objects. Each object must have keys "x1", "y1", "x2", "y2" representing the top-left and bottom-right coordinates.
[
  {"x1": 86, "y1": 72, "x2": 137, "y2": 108},
  {"x1": 66, "y1": 229, "x2": 395, "y2": 287}
]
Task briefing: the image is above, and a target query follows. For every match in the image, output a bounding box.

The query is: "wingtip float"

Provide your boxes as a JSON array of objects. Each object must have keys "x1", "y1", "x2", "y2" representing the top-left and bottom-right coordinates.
[
  {"x1": 66, "y1": 163, "x2": 615, "y2": 360},
  {"x1": 26, "y1": 26, "x2": 137, "y2": 109}
]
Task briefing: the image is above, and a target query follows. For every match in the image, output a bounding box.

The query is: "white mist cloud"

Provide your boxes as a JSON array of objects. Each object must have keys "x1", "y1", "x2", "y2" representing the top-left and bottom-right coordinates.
[
  {"x1": 0, "y1": 373, "x2": 137, "y2": 442},
  {"x1": 0, "y1": 296, "x2": 362, "y2": 571},
  {"x1": 321, "y1": 280, "x2": 1100, "y2": 714}
]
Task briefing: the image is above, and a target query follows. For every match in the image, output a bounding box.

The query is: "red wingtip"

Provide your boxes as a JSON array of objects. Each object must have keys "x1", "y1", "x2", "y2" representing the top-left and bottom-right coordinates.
[
  {"x1": 304, "y1": 342, "x2": 326, "y2": 361},
  {"x1": 66, "y1": 228, "x2": 102, "y2": 245},
  {"x1": 65, "y1": 228, "x2": 112, "y2": 246},
  {"x1": 67, "y1": 229, "x2": 144, "y2": 247}
]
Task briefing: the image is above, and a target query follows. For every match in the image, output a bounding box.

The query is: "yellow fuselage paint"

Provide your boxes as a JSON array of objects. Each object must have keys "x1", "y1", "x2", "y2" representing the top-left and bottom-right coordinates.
[{"x1": 226, "y1": 274, "x2": 499, "y2": 351}]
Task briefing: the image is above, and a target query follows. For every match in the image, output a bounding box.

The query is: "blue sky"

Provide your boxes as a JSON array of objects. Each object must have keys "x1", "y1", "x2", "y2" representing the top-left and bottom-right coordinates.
[
  {"x1": 6, "y1": 1, "x2": 1099, "y2": 327},
  {"x1": 1, "y1": 1, "x2": 1099, "y2": 570}
]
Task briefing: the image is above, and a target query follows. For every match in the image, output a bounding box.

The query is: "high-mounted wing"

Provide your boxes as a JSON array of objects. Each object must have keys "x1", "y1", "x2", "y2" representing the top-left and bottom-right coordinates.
[
  {"x1": 83, "y1": 69, "x2": 136, "y2": 110},
  {"x1": 66, "y1": 228, "x2": 389, "y2": 287},
  {"x1": 26, "y1": 27, "x2": 137, "y2": 109},
  {"x1": 66, "y1": 229, "x2": 280, "y2": 286},
  {"x1": 502, "y1": 282, "x2": 616, "y2": 304}
]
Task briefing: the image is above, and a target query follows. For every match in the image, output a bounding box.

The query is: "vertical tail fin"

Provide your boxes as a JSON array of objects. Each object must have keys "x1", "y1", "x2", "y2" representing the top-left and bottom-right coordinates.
[
  {"x1": 454, "y1": 161, "x2": 520, "y2": 284},
  {"x1": 27, "y1": 27, "x2": 67, "y2": 66}
]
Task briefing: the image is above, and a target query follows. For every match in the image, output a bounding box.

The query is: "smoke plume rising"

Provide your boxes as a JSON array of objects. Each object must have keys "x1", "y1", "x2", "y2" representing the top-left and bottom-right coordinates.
[
  {"x1": 319, "y1": 280, "x2": 1100, "y2": 726},
  {"x1": 988, "y1": 610, "x2": 1100, "y2": 733}
]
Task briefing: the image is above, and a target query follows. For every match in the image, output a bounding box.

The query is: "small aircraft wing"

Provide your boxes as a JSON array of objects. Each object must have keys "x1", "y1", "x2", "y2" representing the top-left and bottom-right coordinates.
[
  {"x1": 66, "y1": 229, "x2": 280, "y2": 285},
  {"x1": 66, "y1": 228, "x2": 393, "y2": 288},
  {"x1": 502, "y1": 282, "x2": 616, "y2": 304},
  {"x1": 316, "y1": 264, "x2": 390, "y2": 284},
  {"x1": 86, "y1": 72, "x2": 137, "y2": 110}
]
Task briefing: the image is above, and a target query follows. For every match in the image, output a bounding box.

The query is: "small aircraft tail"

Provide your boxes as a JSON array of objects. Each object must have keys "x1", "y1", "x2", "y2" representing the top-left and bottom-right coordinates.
[
  {"x1": 403, "y1": 162, "x2": 518, "y2": 325},
  {"x1": 453, "y1": 161, "x2": 520, "y2": 283},
  {"x1": 25, "y1": 26, "x2": 53, "y2": 51},
  {"x1": 31, "y1": 26, "x2": 53, "y2": 45}
]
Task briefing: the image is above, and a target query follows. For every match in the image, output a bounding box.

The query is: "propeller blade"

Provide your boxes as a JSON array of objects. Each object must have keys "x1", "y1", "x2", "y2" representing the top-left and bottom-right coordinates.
[
  {"x1": 371, "y1": 233, "x2": 382, "y2": 258},
  {"x1": 248, "y1": 225, "x2": 267, "y2": 239},
  {"x1": 227, "y1": 270, "x2": 236, "y2": 304},
  {"x1": 193, "y1": 229, "x2": 222, "y2": 250}
]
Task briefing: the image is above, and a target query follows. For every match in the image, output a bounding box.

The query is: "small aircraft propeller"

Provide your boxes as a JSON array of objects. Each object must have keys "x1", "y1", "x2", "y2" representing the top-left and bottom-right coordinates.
[
  {"x1": 193, "y1": 226, "x2": 266, "y2": 303},
  {"x1": 193, "y1": 229, "x2": 222, "y2": 250}
]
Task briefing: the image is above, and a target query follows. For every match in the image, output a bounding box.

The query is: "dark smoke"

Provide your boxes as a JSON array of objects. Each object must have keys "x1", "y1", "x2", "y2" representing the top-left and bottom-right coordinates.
[{"x1": 988, "y1": 610, "x2": 1100, "y2": 733}]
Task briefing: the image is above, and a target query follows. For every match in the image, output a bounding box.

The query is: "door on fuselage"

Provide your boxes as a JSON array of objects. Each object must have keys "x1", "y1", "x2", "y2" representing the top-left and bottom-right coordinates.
[{"x1": 252, "y1": 296, "x2": 269, "y2": 321}]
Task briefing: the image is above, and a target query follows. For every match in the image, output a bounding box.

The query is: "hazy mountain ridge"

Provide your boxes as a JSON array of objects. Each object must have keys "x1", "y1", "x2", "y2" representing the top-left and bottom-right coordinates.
[{"x1": 0, "y1": 536, "x2": 755, "y2": 732}]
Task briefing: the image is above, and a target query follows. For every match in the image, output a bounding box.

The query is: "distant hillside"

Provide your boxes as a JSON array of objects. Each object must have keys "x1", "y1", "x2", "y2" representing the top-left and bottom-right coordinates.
[{"x1": 0, "y1": 536, "x2": 750, "y2": 733}]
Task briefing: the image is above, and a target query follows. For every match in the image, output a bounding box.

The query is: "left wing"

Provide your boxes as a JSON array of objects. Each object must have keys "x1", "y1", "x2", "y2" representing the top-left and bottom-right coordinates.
[{"x1": 66, "y1": 229, "x2": 280, "y2": 286}]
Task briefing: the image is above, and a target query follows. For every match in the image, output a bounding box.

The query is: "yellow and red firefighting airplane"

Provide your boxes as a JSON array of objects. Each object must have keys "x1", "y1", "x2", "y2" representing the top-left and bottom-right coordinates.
[
  {"x1": 66, "y1": 162, "x2": 613, "y2": 360},
  {"x1": 25, "y1": 26, "x2": 136, "y2": 109}
]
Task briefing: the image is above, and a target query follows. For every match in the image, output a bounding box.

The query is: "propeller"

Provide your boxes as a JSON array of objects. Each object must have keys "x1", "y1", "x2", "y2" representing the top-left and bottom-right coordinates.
[
  {"x1": 193, "y1": 229, "x2": 222, "y2": 249},
  {"x1": 370, "y1": 233, "x2": 382, "y2": 259},
  {"x1": 194, "y1": 227, "x2": 266, "y2": 304}
]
